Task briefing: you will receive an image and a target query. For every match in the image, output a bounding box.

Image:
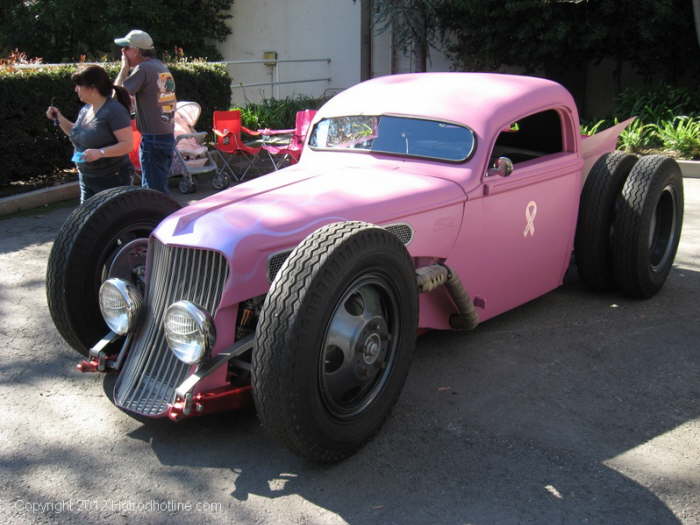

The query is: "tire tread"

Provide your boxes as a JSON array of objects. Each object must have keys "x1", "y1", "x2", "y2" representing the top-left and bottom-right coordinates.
[{"x1": 253, "y1": 221, "x2": 417, "y2": 463}]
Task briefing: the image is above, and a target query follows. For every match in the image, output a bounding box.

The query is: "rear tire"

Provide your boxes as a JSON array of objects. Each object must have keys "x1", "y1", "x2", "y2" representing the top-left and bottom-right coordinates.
[
  {"x1": 46, "y1": 187, "x2": 180, "y2": 355},
  {"x1": 612, "y1": 155, "x2": 684, "y2": 298},
  {"x1": 575, "y1": 152, "x2": 638, "y2": 291}
]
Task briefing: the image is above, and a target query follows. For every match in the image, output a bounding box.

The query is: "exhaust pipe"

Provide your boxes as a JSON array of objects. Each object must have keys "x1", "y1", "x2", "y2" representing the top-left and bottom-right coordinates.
[{"x1": 416, "y1": 264, "x2": 479, "y2": 330}]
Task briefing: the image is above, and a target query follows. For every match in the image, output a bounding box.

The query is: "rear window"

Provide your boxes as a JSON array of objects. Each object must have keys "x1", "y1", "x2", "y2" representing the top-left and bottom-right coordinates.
[{"x1": 308, "y1": 115, "x2": 476, "y2": 162}]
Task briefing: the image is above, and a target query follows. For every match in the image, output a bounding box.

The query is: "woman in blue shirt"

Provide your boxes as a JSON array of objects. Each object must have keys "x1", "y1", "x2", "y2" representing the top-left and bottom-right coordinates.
[{"x1": 46, "y1": 65, "x2": 134, "y2": 202}]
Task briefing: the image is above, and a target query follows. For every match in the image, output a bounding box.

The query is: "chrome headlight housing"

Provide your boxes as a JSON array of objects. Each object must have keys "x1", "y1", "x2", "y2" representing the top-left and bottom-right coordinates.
[
  {"x1": 163, "y1": 301, "x2": 216, "y2": 365},
  {"x1": 98, "y1": 278, "x2": 143, "y2": 335}
]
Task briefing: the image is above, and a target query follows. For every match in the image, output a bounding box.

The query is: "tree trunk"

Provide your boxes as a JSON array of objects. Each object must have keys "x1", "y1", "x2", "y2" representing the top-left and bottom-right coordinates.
[
  {"x1": 414, "y1": 40, "x2": 427, "y2": 73},
  {"x1": 390, "y1": 12, "x2": 401, "y2": 74},
  {"x1": 413, "y1": 6, "x2": 428, "y2": 72}
]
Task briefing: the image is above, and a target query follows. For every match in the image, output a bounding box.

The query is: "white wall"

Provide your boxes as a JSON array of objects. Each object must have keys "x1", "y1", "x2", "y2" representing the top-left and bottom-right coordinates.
[{"x1": 219, "y1": 0, "x2": 363, "y2": 105}]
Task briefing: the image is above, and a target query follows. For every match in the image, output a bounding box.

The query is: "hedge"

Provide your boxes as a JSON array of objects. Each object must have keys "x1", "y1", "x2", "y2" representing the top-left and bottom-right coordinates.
[
  {"x1": 0, "y1": 62, "x2": 231, "y2": 185},
  {"x1": 237, "y1": 95, "x2": 328, "y2": 131}
]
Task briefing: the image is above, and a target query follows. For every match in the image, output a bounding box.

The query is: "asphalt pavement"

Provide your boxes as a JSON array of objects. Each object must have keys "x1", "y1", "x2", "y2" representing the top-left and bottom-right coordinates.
[{"x1": 0, "y1": 178, "x2": 698, "y2": 524}]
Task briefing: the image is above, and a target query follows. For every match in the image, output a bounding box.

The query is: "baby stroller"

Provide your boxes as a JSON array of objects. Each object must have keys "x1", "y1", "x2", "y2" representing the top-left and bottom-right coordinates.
[{"x1": 170, "y1": 101, "x2": 236, "y2": 194}]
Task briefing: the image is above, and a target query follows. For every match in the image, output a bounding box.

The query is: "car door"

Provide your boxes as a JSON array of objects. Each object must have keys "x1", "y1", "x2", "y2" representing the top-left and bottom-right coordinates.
[{"x1": 450, "y1": 109, "x2": 582, "y2": 322}]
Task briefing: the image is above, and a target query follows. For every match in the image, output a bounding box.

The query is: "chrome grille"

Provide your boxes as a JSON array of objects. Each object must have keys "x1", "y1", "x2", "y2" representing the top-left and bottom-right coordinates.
[{"x1": 114, "y1": 239, "x2": 230, "y2": 416}]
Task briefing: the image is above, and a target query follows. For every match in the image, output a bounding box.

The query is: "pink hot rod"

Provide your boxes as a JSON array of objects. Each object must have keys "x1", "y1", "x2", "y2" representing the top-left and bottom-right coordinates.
[{"x1": 47, "y1": 73, "x2": 684, "y2": 463}]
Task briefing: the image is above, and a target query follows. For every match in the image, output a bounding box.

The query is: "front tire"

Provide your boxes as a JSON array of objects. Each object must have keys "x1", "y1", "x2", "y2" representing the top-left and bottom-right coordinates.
[
  {"x1": 612, "y1": 155, "x2": 684, "y2": 298},
  {"x1": 252, "y1": 221, "x2": 418, "y2": 463},
  {"x1": 46, "y1": 187, "x2": 181, "y2": 355}
]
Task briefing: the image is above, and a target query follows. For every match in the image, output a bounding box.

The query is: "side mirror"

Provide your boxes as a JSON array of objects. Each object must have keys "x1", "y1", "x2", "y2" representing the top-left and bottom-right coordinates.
[{"x1": 488, "y1": 156, "x2": 514, "y2": 177}]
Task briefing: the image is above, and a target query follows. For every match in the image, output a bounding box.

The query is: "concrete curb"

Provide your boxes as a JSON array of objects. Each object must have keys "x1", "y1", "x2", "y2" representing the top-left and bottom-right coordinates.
[
  {"x1": 0, "y1": 182, "x2": 79, "y2": 217},
  {"x1": 678, "y1": 160, "x2": 700, "y2": 179}
]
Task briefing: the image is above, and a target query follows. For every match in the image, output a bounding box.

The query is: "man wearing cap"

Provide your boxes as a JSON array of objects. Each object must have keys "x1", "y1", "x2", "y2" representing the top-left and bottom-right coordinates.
[{"x1": 114, "y1": 29, "x2": 176, "y2": 193}]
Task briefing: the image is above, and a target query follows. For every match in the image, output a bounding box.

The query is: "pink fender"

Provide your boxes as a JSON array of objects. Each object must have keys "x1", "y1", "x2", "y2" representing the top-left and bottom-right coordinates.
[{"x1": 581, "y1": 117, "x2": 636, "y2": 181}]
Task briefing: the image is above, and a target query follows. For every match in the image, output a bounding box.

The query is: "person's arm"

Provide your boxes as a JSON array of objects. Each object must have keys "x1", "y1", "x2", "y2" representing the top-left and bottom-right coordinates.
[
  {"x1": 45, "y1": 106, "x2": 74, "y2": 136},
  {"x1": 115, "y1": 49, "x2": 131, "y2": 87},
  {"x1": 83, "y1": 127, "x2": 133, "y2": 162}
]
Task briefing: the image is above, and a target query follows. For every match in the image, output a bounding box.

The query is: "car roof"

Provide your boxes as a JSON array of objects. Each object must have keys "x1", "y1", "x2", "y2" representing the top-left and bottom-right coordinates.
[{"x1": 317, "y1": 73, "x2": 577, "y2": 137}]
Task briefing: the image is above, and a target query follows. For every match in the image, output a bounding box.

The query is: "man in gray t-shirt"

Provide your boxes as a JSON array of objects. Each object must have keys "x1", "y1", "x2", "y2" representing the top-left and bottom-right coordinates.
[{"x1": 114, "y1": 29, "x2": 176, "y2": 193}]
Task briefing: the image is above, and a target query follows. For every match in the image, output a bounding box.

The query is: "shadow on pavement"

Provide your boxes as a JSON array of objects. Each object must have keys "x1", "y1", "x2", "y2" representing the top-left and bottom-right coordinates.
[
  {"x1": 1, "y1": 179, "x2": 697, "y2": 524},
  {"x1": 110, "y1": 266, "x2": 699, "y2": 524}
]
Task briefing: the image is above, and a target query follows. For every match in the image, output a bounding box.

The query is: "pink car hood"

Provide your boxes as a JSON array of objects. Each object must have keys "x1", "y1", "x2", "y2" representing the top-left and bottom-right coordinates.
[{"x1": 154, "y1": 164, "x2": 466, "y2": 269}]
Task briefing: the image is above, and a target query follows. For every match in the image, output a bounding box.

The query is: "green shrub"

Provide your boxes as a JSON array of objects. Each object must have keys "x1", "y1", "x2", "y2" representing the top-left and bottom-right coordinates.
[
  {"x1": 235, "y1": 95, "x2": 327, "y2": 131},
  {"x1": 652, "y1": 117, "x2": 700, "y2": 160},
  {"x1": 582, "y1": 85, "x2": 700, "y2": 159},
  {"x1": 580, "y1": 119, "x2": 607, "y2": 136},
  {"x1": 0, "y1": 62, "x2": 230, "y2": 186},
  {"x1": 617, "y1": 119, "x2": 657, "y2": 153},
  {"x1": 613, "y1": 86, "x2": 700, "y2": 123},
  {"x1": 170, "y1": 62, "x2": 231, "y2": 132}
]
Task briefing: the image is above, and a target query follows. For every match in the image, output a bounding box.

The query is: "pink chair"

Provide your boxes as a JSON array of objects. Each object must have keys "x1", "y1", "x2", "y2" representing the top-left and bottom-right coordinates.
[{"x1": 260, "y1": 109, "x2": 317, "y2": 170}]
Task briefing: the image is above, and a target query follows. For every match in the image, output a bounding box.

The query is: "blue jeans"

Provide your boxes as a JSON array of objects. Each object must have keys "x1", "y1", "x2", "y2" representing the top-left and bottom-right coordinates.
[
  {"x1": 79, "y1": 163, "x2": 132, "y2": 203},
  {"x1": 139, "y1": 133, "x2": 175, "y2": 193}
]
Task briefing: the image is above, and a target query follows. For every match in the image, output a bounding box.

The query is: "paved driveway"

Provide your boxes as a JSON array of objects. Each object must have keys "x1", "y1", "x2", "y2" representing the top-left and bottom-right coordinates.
[{"x1": 1, "y1": 180, "x2": 698, "y2": 524}]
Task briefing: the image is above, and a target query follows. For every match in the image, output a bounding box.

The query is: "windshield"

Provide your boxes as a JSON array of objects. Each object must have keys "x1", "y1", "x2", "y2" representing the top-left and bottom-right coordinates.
[{"x1": 308, "y1": 115, "x2": 475, "y2": 162}]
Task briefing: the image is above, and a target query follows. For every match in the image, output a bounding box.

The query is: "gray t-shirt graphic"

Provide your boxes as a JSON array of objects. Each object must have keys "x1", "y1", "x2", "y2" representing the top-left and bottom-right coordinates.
[
  {"x1": 123, "y1": 58, "x2": 176, "y2": 135},
  {"x1": 70, "y1": 98, "x2": 132, "y2": 177}
]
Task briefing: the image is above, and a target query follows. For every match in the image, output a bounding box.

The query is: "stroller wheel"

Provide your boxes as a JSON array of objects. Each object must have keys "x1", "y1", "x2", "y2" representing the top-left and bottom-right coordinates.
[
  {"x1": 212, "y1": 172, "x2": 231, "y2": 191},
  {"x1": 178, "y1": 177, "x2": 197, "y2": 194}
]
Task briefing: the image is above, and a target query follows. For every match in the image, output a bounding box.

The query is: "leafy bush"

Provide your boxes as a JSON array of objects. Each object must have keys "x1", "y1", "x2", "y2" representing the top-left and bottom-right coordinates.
[
  {"x1": 618, "y1": 120, "x2": 657, "y2": 153},
  {"x1": 0, "y1": 62, "x2": 230, "y2": 186},
  {"x1": 0, "y1": 1, "x2": 234, "y2": 63},
  {"x1": 583, "y1": 85, "x2": 700, "y2": 158},
  {"x1": 580, "y1": 120, "x2": 607, "y2": 137},
  {"x1": 652, "y1": 117, "x2": 700, "y2": 159},
  {"x1": 236, "y1": 95, "x2": 327, "y2": 131},
  {"x1": 170, "y1": 62, "x2": 232, "y2": 133},
  {"x1": 613, "y1": 86, "x2": 700, "y2": 123}
]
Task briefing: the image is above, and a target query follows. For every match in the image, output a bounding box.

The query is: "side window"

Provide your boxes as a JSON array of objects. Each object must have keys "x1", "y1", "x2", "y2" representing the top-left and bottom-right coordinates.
[{"x1": 492, "y1": 109, "x2": 563, "y2": 165}]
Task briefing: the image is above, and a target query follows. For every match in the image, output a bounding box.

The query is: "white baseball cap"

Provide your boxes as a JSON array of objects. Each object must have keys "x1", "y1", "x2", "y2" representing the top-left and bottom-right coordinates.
[{"x1": 114, "y1": 30, "x2": 154, "y2": 50}]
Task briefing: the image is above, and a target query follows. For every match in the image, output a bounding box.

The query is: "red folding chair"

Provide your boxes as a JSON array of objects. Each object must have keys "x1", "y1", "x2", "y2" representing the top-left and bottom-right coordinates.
[
  {"x1": 211, "y1": 110, "x2": 263, "y2": 181},
  {"x1": 260, "y1": 109, "x2": 317, "y2": 170}
]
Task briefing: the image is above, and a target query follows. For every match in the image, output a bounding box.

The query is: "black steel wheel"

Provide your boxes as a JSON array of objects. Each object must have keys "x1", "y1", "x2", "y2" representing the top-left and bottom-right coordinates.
[
  {"x1": 612, "y1": 155, "x2": 684, "y2": 298},
  {"x1": 575, "y1": 151, "x2": 638, "y2": 290},
  {"x1": 252, "y1": 221, "x2": 418, "y2": 463},
  {"x1": 46, "y1": 187, "x2": 180, "y2": 355}
]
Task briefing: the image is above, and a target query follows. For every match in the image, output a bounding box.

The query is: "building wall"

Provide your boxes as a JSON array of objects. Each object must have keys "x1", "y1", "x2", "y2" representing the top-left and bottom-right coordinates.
[
  {"x1": 218, "y1": 0, "x2": 363, "y2": 105},
  {"x1": 218, "y1": 0, "x2": 456, "y2": 106}
]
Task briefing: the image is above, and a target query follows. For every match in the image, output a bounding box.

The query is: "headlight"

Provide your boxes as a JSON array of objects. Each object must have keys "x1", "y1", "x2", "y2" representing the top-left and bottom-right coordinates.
[
  {"x1": 98, "y1": 278, "x2": 143, "y2": 335},
  {"x1": 163, "y1": 301, "x2": 216, "y2": 365}
]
